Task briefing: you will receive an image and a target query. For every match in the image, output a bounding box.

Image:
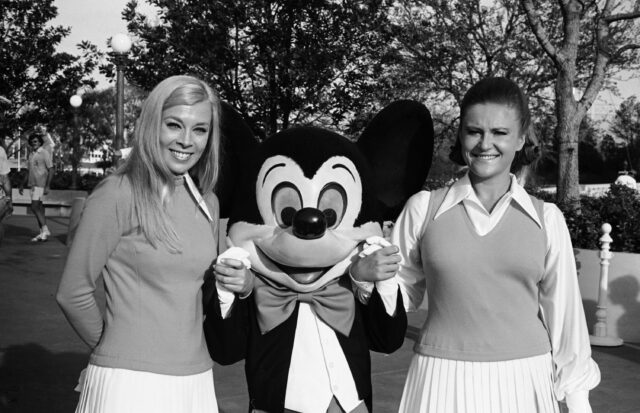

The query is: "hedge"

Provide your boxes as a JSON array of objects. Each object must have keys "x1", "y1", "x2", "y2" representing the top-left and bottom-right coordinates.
[
  {"x1": 526, "y1": 184, "x2": 640, "y2": 253},
  {"x1": 8, "y1": 169, "x2": 105, "y2": 192},
  {"x1": 9, "y1": 170, "x2": 640, "y2": 253}
]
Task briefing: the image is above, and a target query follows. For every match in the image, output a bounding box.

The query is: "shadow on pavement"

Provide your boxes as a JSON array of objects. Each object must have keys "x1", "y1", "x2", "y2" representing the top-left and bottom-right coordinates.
[
  {"x1": 0, "y1": 343, "x2": 86, "y2": 413},
  {"x1": 594, "y1": 342, "x2": 640, "y2": 365}
]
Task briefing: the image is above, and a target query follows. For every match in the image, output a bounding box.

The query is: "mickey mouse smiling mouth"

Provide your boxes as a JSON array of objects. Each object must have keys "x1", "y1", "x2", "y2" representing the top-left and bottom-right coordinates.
[{"x1": 227, "y1": 151, "x2": 381, "y2": 293}]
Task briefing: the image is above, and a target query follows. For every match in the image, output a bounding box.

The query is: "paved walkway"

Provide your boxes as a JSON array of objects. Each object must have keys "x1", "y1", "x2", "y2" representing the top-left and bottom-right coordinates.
[{"x1": 0, "y1": 215, "x2": 638, "y2": 412}]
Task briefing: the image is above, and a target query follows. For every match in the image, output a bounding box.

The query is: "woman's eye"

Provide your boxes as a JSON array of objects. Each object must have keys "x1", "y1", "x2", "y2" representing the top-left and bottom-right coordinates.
[
  {"x1": 317, "y1": 183, "x2": 347, "y2": 229},
  {"x1": 194, "y1": 127, "x2": 208, "y2": 135},
  {"x1": 272, "y1": 183, "x2": 302, "y2": 228},
  {"x1": 166, "y1": 122, "x2": 181, "y2": 130}
]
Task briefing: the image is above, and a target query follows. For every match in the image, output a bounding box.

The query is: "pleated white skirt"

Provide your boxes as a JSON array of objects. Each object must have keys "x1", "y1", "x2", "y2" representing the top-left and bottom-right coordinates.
[
  {"x1": 75, "y1": 364, "x2": 219, "y2": 413},
  {"x1": 398, "y1": 352, "x2": 560, "y2": 413}
]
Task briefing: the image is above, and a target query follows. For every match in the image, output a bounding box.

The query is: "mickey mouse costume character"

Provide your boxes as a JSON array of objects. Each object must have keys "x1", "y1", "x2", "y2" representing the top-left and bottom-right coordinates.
[{"x1": 205, "y1": 101, "x2": 434, "y2": 413}]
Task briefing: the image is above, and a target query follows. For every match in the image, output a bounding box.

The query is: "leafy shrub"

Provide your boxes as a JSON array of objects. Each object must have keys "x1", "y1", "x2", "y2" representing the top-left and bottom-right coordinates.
[
  {"x1": 51, "y1": 171, "x2": 105, "y2": 192},
  {"x1": 10, "y1": 169, "x2": 105, "y2": 192},
  {"x1": 531, "y1": 183, "x2": 640, "y2": 253},
  {"x1": 8, "y1": 169, "x2": 27, "y2": 188},
  {"x1": 597, "y1": 184, "x2": 640, "y2": 253},
  {"x1": 79, "y1": 173, "x2": 105, "y2": 192},
  {"x1": 50, "y1": 171, "x2": 73, "y2": 190},
  {"x1": 559, "y1": 195, "x2": 603, "y2": 251},
  {"x1": 422, "y1": 179, "x2": 449, "y2": 191}
]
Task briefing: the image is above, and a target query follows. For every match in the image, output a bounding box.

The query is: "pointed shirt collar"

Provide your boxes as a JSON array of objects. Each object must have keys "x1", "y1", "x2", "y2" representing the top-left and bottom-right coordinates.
[
  {"x1": 184, "y1": 174, "x2": 213, "y2": 222},
  {"x1": 434, "y1": 173, "x2": 542, "y2": 229},
  {"x1": 161, "y1": 174, "x2": 212, "y2": 222}
]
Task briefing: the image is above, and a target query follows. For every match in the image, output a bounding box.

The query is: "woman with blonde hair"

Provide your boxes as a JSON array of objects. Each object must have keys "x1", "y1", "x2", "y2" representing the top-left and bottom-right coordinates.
[{"x1": 57, "y1": 75, "x2": 253, "y2": 412}]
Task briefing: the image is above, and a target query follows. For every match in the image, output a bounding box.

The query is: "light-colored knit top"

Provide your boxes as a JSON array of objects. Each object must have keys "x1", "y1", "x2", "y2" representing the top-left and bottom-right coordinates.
[
  {"x1": 56, "y1": 174, "x2": 218, "y2": 375},
  {"x1": 414, "y1": 186, "x2": 551, "y2": 361}
]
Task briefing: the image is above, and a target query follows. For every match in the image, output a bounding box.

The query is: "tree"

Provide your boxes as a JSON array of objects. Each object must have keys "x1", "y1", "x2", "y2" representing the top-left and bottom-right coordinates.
[
  {"x1": 577, "y1": 115, "x2": 607, "y2": 183},
  {"x1": 387, "y1": 1, "x2": 558, "y2": 103},
  {"x1": 610, "y1": 95, "x2": 640, "y2": 174},
  {"x1": 51, "y1": 86, "x2": 145, "y2": 181},
  {"x1": 599, "y1": 132, "x2": 625, "y2": 177},
  {"x1": 120, "y1": 0, "x2": 394, "y2": 138},
  {"x1": 379, "y1": 0, "x2": 562, "y2": 180},
  {"x1": 522, "y1": 0, "x2": 640, "y2": 207},
  {"x1": 0, "y1": 0, "x2": 100, "y2": 152}
]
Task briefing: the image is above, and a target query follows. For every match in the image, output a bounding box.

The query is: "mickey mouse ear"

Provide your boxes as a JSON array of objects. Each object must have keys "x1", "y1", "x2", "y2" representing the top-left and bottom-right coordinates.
[
  {"x1": 357, "y1": 100, "x2": 435, "y2": 221},
  {"x1": 217, "y1": 102, "x2": 259, "y2": 218}
]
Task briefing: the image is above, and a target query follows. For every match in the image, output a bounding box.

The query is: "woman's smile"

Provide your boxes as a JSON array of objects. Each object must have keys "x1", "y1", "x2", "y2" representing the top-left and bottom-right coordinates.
[
  {"x1": 169, "y1": 149, "x2": 193, "y2": 161},
  {"x1": 472, "y1": 153, "x2": 500, "y2": 161}
]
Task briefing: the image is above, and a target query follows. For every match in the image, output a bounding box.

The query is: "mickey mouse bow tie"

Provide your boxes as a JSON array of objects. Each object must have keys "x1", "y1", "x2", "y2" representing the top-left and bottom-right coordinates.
[{"x1": 253, "y1": 276, "x2": 355, "y2": 337}]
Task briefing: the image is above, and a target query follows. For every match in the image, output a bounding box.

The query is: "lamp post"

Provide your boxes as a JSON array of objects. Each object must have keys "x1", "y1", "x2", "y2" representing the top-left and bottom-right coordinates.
[
  {"x1": 111, "y1": 33, "x2": 132, "y2": 165},
  {"x1": 69, "y1": 94, "x2": 82, "y2": 190}
]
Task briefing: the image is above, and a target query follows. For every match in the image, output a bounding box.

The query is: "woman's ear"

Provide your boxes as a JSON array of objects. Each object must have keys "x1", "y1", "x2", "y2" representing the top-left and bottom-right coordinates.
[{"x1": 517, "y1": 134, "x2": 526, "y2": 151}]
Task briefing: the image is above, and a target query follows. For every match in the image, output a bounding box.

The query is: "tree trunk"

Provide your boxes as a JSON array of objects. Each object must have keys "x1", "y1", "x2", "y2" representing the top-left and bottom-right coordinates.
[
  {"x1": 555, "y1": 72, "x2": 581, "y2": 208},
  {"x1": 555, "y1": 121, "x2": 580, "y2": 206}
]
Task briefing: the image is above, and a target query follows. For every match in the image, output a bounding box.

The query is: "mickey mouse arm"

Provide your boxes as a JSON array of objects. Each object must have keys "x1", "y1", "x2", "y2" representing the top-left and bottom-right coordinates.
[
  {"x1": 356, "y1": 285, "x2": 407, "y2": 353},
  {"x1": 203, "y1": 276, "x2": 250, "y2": 365}
]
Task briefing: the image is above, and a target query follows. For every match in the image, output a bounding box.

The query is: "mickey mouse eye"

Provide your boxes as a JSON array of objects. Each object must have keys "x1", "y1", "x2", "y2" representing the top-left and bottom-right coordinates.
[
  {"x1": 272, "y1": 183, "x2": 302, "y2": 228},
  {"x1": 280, "y1": 207, "x2": 296, "y2": 227},
  {"x1": 318, "y1": 183, "x2": 347, "y2": 229}
]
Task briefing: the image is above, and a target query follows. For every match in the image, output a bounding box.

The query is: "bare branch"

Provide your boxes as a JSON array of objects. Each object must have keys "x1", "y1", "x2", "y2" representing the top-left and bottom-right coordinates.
[
  {"x1": 613, "y1": 43, "x2": 640, "y2": 58},
  {"x1": 603, "y1": 11, "x2": 640, "y2": 23},
  {"x1": 521, "y1": 0, "x2": 560, "y2": 65},
  {"x1": 577, "y1": 4, "x2": 612, "y2": 117},
  {"x1": 577, "y1": 57, "x2": 608, "y2": 118}
]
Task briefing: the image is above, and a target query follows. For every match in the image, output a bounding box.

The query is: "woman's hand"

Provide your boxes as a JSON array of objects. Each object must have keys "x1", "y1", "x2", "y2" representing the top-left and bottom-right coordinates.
[
  {"x1": 350, "y1": 245, "x2": 400, "y2": 282},
  {"x1": 214, "y1": 258, "x2": 255, "y2": 297}
]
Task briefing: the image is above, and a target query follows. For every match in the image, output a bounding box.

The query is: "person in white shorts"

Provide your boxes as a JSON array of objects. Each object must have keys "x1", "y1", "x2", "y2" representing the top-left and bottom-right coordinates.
[
  {"x1": 19, "y1": 132, "x2": 53, "y2": 242},
  {"x1": 0, "y1": 140, "x2": 11, "y2": 197},
  {"x1": 0, "y1": 140, "x2": 12, "y2": 243}
]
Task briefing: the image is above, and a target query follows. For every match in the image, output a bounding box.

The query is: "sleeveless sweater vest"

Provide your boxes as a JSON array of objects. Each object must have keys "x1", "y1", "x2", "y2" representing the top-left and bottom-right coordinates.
[{"x1": 414, "y1": 188, "x2": 552, "y2": 362}]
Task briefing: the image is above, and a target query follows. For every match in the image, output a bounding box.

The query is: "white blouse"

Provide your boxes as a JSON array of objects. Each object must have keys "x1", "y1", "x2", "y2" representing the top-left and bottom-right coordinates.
[{"x1": 379, "y1": 173, "x2": 600, "y2": 410}]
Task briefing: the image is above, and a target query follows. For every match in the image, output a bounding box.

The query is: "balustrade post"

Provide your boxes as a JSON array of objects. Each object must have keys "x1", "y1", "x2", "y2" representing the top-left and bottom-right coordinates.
[{"x1": 589, "y1": 223, "x2": 623, "y2": 346}]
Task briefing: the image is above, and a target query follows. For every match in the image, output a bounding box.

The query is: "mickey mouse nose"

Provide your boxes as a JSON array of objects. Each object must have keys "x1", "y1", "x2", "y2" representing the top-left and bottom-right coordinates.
[{"x1": 292, "y1": 207, "x2": 327, "y2": 240}]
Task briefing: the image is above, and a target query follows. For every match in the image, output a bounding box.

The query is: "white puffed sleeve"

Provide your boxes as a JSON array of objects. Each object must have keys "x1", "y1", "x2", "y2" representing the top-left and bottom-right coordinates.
[
  {"x1": 390, "y1": 191, "x2": 430, "y2": 312},
  {"x1": 539, "y1": 203, "x2": 601, "y2": 411}
]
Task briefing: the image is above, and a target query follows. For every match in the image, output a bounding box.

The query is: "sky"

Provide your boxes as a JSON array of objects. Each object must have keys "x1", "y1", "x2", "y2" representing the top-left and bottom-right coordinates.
[
  {"x1": 52, "y1": 0, "x2": 156, "y2": 88},
  {"x1": 52, "y1": 0, "x2": 639, "y2": 122}
]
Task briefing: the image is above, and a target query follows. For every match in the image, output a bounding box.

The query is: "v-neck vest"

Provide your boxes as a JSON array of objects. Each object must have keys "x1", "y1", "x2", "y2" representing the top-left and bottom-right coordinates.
[{"x1": 414, "y1": 187, "x2": 551, "y2": 362}]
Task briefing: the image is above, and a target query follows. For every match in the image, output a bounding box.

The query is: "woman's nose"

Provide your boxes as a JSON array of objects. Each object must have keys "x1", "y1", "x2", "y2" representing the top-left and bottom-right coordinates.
[
  {"x1": 477, "y1": 134, "x2": 494, "y2": 150},
  {"x1": 177, "y1": 130, "x2": 193, "y2": 146}
]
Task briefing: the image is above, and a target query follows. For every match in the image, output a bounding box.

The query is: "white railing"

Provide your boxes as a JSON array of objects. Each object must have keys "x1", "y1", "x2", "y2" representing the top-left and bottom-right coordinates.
[
  {"x1": 539, "y1": 183, "x2": 640, "y2": 197},
  {"x1": 589, "y1": 223, "x2": 623, "y2": 347}
]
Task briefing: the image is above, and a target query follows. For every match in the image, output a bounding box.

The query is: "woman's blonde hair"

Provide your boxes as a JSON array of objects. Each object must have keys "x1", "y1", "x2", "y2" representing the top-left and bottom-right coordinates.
[{"x1": 118, "y1": 75, "x2": 221, "y2": 252}]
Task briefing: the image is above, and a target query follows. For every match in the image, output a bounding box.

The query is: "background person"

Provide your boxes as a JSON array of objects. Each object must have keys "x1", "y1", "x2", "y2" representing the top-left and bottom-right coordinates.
[
  {"x1": 357, "y1": 77, "x2": 600, "y2": 412},
  {"x1": 56, "y1": 75, "x2": 251, "y2": 413},
  {"x1": 0, "y1": 138, "x2": 12, "y2": 243},
  {"x1": 19, "y1": 132, "x2": 53, "y2": 242}
]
